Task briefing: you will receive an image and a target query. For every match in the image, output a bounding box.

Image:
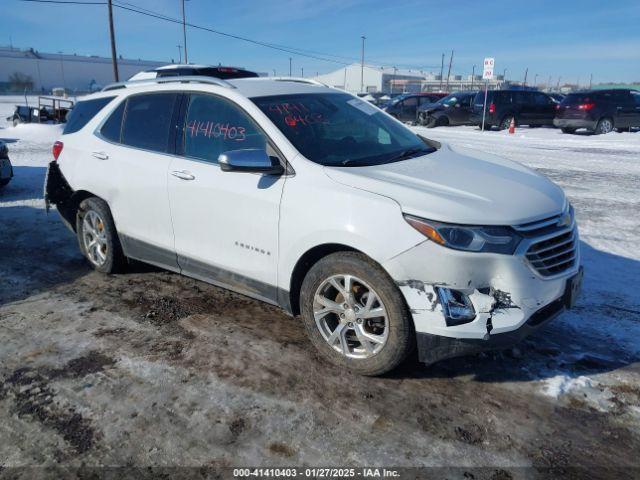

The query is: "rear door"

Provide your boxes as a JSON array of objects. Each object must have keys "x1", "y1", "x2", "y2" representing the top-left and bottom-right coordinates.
[
  {"x1": 533, "y1": 92, "x2": 557, "y2": 125},
  {"x1": 514, "y1": 91, "x2": 535, "y2": 124},
  {"x1": 167, "y1": 92, "x2": 285, "y2": 303},
  {"x1": 95, "y1": 92, "x2": 179, "y2": 268}
]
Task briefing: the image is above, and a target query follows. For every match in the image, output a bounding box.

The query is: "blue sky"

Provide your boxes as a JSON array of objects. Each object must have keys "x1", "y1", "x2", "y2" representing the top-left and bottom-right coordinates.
[{"x1": 3, "y1": 0, "x2": 639, "y2": 84}]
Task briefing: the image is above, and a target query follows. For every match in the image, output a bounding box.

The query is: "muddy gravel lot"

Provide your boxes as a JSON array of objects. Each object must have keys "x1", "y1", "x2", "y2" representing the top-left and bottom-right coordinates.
[{"x1": 1, "y1": 117, "x2": 639, "y2": 479}]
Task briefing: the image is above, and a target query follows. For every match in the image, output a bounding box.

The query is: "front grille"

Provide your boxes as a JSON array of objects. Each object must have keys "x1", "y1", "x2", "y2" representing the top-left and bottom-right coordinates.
[{"x1": 515, "y1": 213, "x2": 578, "y2": 277}]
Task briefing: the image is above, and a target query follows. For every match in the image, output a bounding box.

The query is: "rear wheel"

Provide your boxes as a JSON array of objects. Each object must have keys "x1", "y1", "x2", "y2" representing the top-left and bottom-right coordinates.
[
  {"x1": 595, "y1": 117, "x2": 613, "y2": 135},
  {"x1": 561, "y1": 127, "x2": 576, "y2": 134},
  {"x1": 76, "y1": 197, "x2": 126, "y2": 274},
  {"x1": 499, "y1": 115, "x2": 516, "y2": 131},
  {"x1": 300, "y1": 252, "x2": 414, "y2": 376}
]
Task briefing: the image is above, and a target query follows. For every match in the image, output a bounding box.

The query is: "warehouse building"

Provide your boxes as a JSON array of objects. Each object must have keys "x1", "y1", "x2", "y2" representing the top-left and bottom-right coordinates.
[{"x1": 0, "y1": 46, "x2": 165, "y2": 93}]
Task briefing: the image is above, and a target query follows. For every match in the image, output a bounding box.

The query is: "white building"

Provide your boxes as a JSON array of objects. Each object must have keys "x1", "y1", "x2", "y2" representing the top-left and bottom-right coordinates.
[
  {"x1": 314, "y1": 63, "x2": 431, "y2": 94},
  {"x1": 0, "y1": 46, "x2": 165, "y2": 93}
]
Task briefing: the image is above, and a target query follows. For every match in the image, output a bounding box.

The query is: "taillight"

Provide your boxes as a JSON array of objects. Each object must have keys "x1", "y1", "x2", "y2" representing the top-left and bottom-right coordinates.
[
  {"x1": 577, "y1": 103, "x2": 595, "y2": 110},
  {"x1": 488, "y1": 102, "x2": 496, "y2": 114},
  {"x1": 52, "y1": 141, "x2": 63, "y2": 161},
  {"x1": 555, "y1": 104, "x2": 560, "y2": 110}
]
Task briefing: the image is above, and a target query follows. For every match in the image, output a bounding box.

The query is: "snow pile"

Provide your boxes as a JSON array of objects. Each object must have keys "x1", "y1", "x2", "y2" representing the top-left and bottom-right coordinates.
[{"x1": 542, "y1": 374, "x2": 593, "y2": 398}]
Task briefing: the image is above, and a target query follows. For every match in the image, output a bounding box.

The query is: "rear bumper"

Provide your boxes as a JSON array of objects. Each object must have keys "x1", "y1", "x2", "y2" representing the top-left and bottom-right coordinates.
[{"x1": 553, "y1": 118, "x2": 596, "y2": 130}]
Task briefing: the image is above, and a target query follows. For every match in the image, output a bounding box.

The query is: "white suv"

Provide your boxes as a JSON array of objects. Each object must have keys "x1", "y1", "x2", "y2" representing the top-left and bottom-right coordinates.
[{"x1": 45, "y1": 76, "x2": 583, "y2": 375}]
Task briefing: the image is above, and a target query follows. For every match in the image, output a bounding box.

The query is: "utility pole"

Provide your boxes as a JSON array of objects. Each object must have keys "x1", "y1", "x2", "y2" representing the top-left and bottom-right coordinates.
[
  {"x1": 107, "y1": 0, "x2": 119, "y2": 81},
  {"x1": 547, "y1": 75, "x2": 552, "y2": 91},
  {"x1": 360, "y1": 35, "x2": 366, "y2": 93},
  {"x1": 301, "y1": 67, "x2": 304, "y2": 77},
  {"x1": 445, "y1": 50, "x2": 453, "y2": 91},
  {"x1": 589, "y1": 73, "x2": 593, "y2": 89},
  {"x1": 556, "y1": 76, "x2": 562, "y2": 92},
  {"x1": 273, "y1": 69, "x2": 276, "y2": 77},
  {"x1": 392, "y1": 66, "x2": 397, "y2": 94},
  {"x1": 289, "y1": 57, "x2": 292, "y2": 77},
  {"x1": 523, "y1": 68, "x2": 528, "y2": 86},
  {"x1": 181, "y1": 0, "x2": 188, "y2": 64},
  {"x1": 534, "y1": 73, "x2": 538, "y2": 88},
  {"x1": 176, "y1": 45, "x2": 182, "y2": 63},
  {"x1": 471, "y1": 65, "x2": 475, "y2": 90},
  {"x1": 439, "y1": 53, "x2": 444, "y2": 90},
  {"x1": 58, "y1": 51, "x2": 67, "y2": 90}
]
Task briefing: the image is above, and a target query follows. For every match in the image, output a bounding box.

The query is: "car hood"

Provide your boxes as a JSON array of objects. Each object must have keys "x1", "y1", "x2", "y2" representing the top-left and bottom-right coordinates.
[{"x1": 323, "y1": 143, "x2": 565, "y2": 225}]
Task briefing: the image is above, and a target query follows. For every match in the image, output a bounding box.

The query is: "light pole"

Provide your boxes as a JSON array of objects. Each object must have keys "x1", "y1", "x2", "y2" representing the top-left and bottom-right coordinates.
[
  {"x1": 392, "y1": 66, "x2": 397, "y2": 94},
  {"x1": 176, "y1": 45, "x2": 182, "y2": 63},
  {"x1": 471, "y1": 65, "x2": 475, "y2": 90},
  {"x1": 107, "y1": 0, "x2": 119, "y2": 81},
  {"x1": 273, "y1": 69, "x2": 276, "y2": 77},
  {"x1": 548, "y1": 75, "x2": 552, "y2": 91},
  {"x1": 534, "y1": 73, "x2": 538, "y2": 88},
  {"x1": 301, "y1": 67, "x2": 304, "y2": 77},
  {"x1": 289, "y1": 57, "x2": 292, "y2": 77},
  {"x1": 360, "y1": 35, "x2": 366, "y2": 93},
  {"x1": 181, "y1": 0, "x2": 188, "y2": 64},
  {"x1": 58, "y1": 51, "x2": 66, "y2": 91}
]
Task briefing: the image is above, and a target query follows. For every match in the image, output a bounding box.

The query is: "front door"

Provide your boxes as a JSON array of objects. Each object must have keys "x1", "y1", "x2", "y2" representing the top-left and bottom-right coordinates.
[{"x1": 167, "y1": 93, "x2": 286, "y2": 304}]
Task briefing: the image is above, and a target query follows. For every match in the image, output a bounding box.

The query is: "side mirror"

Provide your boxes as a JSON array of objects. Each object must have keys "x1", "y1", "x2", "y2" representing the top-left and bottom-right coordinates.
[{"x1": 218, "y1": 149, "x2": 284, "y2": 175}]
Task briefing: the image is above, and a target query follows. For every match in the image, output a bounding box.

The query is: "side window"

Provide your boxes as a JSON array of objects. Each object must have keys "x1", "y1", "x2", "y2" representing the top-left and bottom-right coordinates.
[
  {"x1": 100, "y1": 100, "x2": 126, "y2": 143},
  {"x1": 63, "y1": 96, "x2": 115, "y2": 135},
  {"x1": 121, "y1": 93, "x2": 178, "y2": 153},
  {"x1": 403, "y1": 97, "x2": 418, "y2": 108},
  {"x1": 534, "y1": 93, "x2": 552, "y2": 105},
  {"x1": 182, "y1": 94, "x2": 267, "y2": 164},
  {"x1": 632, "y1": 91, "x2": 640, "y2": 106}
]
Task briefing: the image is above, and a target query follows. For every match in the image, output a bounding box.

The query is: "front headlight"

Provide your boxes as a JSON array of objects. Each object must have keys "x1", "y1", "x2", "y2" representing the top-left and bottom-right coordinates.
[{"x1": 404, "y1": 214, "x2": 522, "y2": 254}]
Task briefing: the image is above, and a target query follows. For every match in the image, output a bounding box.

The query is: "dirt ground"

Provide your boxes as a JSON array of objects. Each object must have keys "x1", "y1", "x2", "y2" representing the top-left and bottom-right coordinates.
[{"x1": 1, "y1": 120, "x2": 640, "y2": 478}]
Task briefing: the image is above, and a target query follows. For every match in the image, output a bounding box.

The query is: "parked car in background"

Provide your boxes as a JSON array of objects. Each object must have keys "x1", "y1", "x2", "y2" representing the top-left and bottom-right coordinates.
[
  {"x1": 416, "y1": 91, "x2": 478, "y2": 127},
  {"x1": 45, "y1": 76, "x2": 581, "y2": 376},
  {"x1": 129, "y1": 64, "x2": 260, "y2": 81},
  {"x1": 470, "y1": 90, "x2": 557, "y2": 130},
  {"x1": 554, "y1": 89, "x2": 640, "y2": 134},
  {"x1": 0, "y1": 140, "x2": 13, "y2": 188},
  {"x1": 384, "y1": 92, "x2": 448, "y2": 123}
]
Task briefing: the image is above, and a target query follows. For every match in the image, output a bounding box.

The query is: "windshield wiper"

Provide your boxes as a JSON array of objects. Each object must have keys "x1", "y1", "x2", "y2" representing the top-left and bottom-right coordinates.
[{"x1": 388, "y1": 147, "x2": 433, "y2": 162}]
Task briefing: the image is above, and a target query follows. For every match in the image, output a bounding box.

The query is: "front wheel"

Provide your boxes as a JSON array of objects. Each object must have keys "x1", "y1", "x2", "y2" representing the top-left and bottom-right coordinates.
[
  {"x1": 76, "y1": 197, "x2": 126, "y2": 273},
  {"x1": 300, "y1": 252, "x2": 414, "y2": 376}
]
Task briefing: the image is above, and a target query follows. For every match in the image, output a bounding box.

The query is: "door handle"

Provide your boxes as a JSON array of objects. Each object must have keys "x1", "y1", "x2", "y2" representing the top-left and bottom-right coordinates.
[
  {"x1": 171, "y1": 170, "x2": 195, "y2": 181},
  {"x1": 92, "y1": 151, "x2": 109, "y2": 160}
]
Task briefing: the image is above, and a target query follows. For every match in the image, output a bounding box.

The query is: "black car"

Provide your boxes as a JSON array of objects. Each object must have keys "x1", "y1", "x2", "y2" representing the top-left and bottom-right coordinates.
[
  {"x1": 416, "y1": 91, "x2": 478, "y2": 127},
  {"x1": 383, "y1": 93, "x2": 448, "y2": 123},
  {"x1": 0, "y1": 140, "x2": 13, "y2": 188},
  {"x1": 554, "y1": 89, "x2": 640, "y2": 134},
  {"x1": 470, "y1": 90, "x2": 557, "y2": 130}
]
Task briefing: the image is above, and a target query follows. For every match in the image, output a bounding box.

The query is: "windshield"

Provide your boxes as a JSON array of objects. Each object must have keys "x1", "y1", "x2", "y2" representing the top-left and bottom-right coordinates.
[
  {"x1": 252, "y1": 93, "x2": 435, "y2": 167},
  {"x1": 438, "y1": 94, "x2": 462, "y2": 106}
]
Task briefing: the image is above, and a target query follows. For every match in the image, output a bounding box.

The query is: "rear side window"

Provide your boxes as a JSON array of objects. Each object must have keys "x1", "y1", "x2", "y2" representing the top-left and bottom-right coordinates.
[
  {"x1": 181, "y1": 93, "x2": 267, "y2": 164},
  {"x1": 534, "y1": 92, "x2": 553, "y2": 105},
  {"x1": 100, "y1": 100, "x2": 126, "y2": 143},
  {"x1": 121, "y1": 93, "x2": 178, "y2": 153},
  {"x1": 632, "y1": 91, "x2": 640, "y2": 106},
  {"x1": 63, "y1": 96, "x2": 114, "y2": 134}
]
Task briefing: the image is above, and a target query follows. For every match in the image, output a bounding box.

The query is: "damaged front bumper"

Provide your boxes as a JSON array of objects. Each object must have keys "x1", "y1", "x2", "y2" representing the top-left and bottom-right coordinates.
[{"x1": 384, "y1": 237, "x2": 582, "y2": 365}]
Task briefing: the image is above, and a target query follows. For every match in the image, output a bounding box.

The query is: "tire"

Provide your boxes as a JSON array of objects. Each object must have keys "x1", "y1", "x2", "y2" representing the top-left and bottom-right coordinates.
[
  {"x1": 561, "y1": 127, "x2": 576, "y2": 134},
  {"x1": 299, "y1": 252, "x2": 414, "y2": 376},
  {"x1": 76, "y1": 197, "x2": 126, "y2": 274},
  {"x1": 615, "y1": 127, "x2": 630, "y2": 133},
  {"x1": 595, "y1": 117, "x2": 614, "y2": 135},
  {"x1": 436, "y1": 116, "x2": 450, "y2": 127},
  {"x1": 499, "y1": 115, "x2": 516, "y2": 131},
  {"x1": 12, "y1": 118, "x2": 20, "y2": 127},
  {"x1": 0, "y1": 178, "x2": 10, "y2": 188},
  {"x1": 425, "y1": 116, "x2": 438, "y2": 128}
]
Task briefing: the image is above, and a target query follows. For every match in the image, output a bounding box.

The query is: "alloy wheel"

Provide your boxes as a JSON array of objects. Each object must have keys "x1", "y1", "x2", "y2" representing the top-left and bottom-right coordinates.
[
  {"x1": 313, "y1": 274, "x2": 389, "y2": 359},
  {"x1": 82, "y1": 210, "x2": 108, "y2": 267}
]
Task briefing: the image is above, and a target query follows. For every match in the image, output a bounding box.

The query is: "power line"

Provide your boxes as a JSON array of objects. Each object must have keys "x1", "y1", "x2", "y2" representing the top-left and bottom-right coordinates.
[{"x1": 18, "y1": 0, "x2": 440, "y2": 71}]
